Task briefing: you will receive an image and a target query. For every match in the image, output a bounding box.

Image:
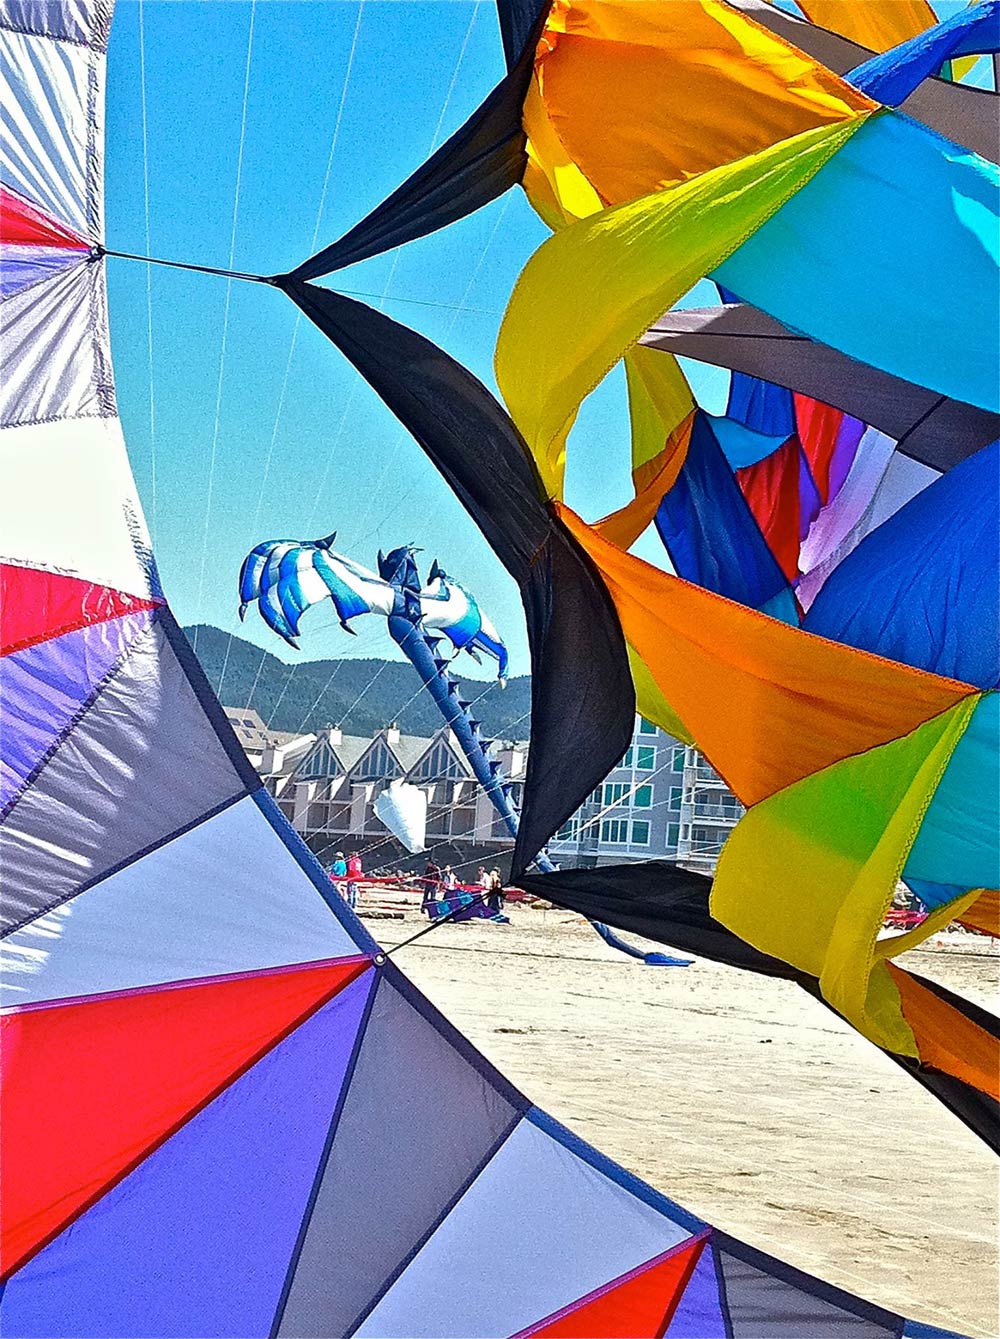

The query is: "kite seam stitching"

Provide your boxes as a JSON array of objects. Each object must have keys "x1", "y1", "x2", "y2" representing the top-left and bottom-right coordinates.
[
  {"x1": 0, "y1": 409, "x2": 116, "y2": 432},
  {"x1": 0, "y1": 610, "x2": 160, "y2": 830},
  {"x1": 267, "y1": 964, "x2": 381, "y2": 1338}
]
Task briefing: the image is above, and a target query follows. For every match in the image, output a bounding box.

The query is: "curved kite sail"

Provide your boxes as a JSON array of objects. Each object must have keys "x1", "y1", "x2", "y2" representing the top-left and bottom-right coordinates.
[
  {"x1": 269, "y1": 0, "x2": 999, "y2": 1151},
  {"x1": 0, "y1": 0, "x2": 991, "y2": 1335},
  {"x1": 373, "y1": 779, "x2": 428, "y2": 854}
]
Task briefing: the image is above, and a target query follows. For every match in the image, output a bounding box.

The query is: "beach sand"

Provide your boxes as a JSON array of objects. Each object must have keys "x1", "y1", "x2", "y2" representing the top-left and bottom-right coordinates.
[{"x1": 372, "y1": 903, "x2": 998, "y2": 1337}]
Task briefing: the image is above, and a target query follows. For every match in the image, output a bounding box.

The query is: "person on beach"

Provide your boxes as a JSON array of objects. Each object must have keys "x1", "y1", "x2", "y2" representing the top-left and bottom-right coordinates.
[
  {"x1": 487, "y1": 868, "x2": 504, "y2": 917},
  {"x1": 443, "y1": 865, "x2": 458, "y2": 892},
  {"x1": 421, "y1": 858, "x2": 443, "y2": 914},
  {"x1": 346, "y1": 851, "x2": 363, "y2": 910},
  {"x1": 329, "y1": 852, "x2": 347, "y2": 900}
]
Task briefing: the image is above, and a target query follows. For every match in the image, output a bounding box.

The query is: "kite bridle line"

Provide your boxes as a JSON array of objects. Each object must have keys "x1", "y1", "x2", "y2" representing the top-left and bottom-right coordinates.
[{"x1": 98, "y1": 248, "x2": 500, "y2": 314}]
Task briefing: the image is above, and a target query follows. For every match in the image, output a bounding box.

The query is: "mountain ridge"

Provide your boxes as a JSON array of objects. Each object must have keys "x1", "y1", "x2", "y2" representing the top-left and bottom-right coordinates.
[{"x1": 185, "y1": 624, "x2": 532, "y2": 740}]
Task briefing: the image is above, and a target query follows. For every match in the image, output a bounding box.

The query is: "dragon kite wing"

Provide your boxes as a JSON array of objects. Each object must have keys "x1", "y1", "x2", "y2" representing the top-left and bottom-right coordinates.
[
  {"x1": 238, "y1": 533, "x2": 395, "y2": 646},
  {"x1": 419, "y1": 560, "x2": 509, "y2": 682}
]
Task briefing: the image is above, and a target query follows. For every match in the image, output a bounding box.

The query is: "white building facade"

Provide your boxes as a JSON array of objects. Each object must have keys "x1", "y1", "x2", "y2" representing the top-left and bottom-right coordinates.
[
  {"x1": 547, "y1": 718, "x2": 744, "y2": 872},
  {"x1": 223, "y1": 709, "x2": 743, "y2": 875}
]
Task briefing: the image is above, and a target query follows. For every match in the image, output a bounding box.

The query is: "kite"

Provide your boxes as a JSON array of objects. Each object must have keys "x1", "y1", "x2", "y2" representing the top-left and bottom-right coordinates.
[
  {"x1": 373, "y1": 779, "x2": 428, "y2": 855},
  {"x1": 237, "y1": 534, "x2": 678, "y2": 964},
  {"x1": 239, "y1": 534, "x2": 509, "y2": 680},
  {"x1": 238, "y1": 534, "x2": 530, "y2": 856},
  {"x1": 265, "y1": 0, "x2": 999, "y2": 1127},
  {"x1": 0, "y1": 0, "x2": 995, "y2": 1334}
]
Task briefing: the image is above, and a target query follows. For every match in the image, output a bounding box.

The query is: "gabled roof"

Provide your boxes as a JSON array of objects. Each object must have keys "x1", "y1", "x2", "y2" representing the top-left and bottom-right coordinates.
[
  {"x1": 293, "y1": 731, "x2": 371, "y2": 780},
  {"x1": 388, "y1": 733, "x2": 434, "y2": 773},
  {"x1": 410, "y1": 731, "x2": 475, "y2": 780}
]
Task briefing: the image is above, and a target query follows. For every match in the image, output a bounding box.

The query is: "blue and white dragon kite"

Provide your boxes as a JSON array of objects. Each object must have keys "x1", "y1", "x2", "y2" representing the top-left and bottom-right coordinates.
[{"x1": 239, "y1": 533, "x2": 508, "y2": 681}]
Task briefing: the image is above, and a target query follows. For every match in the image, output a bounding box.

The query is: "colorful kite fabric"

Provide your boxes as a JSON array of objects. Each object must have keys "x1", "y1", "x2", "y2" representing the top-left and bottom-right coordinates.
[
  {"x1": 1, "y1": 1, "x2": 993, "y2": 1334},
  {"x1": 5, "y1": 4, "x2": 973, "y2": 1334},
  {"x1": 265, "y1": 0, "x2": 1000, "y2": 1143}
]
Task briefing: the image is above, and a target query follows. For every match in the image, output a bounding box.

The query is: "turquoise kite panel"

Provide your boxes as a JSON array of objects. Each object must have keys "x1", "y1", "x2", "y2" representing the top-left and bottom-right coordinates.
[{"x1": 715, "y1": 112, "x2": 1000, "y2": 415}]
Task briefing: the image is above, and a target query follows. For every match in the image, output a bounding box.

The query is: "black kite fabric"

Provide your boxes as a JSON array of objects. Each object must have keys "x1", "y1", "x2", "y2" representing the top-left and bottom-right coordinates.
[
  {"x1": 280, "y1": 279, "x2": 634, "y2": 873},
  {"x1": 518, "y1": 860, "x2": 999, "y2": 1154}
]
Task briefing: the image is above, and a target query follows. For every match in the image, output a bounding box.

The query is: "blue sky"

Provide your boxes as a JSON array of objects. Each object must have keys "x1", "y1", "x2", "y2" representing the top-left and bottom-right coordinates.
[
  {"x1": 105, "y1": 0, "x2": 679, "y2": 683},
  {"x1": 104, "y1": 0, "x2": 980, "y2": 687}
]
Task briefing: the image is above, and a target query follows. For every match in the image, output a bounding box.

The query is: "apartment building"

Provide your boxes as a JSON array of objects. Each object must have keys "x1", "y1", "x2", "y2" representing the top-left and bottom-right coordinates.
[
  {"x1": 224, "y1": 709, "x2": 527, "y2": 870},
  {"x1": 223, "y1": 708, "x2": 743, "y2": 874}
]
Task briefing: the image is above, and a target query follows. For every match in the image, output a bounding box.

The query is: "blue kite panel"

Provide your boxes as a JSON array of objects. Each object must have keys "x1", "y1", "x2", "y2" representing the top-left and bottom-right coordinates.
[
  {"x1": 0, "y1": 971, "x2": 373, "y2": 1339},
  {"x1": 655, "y1": 412, "x2": 795, "y2": 621},
  {"x1": 665, "y1": 1240, "x2": 727, "y2": 1337},
  {"x1": 715, "y1": 113, "x2": 1000, "y2": 415},
  {"x1": 725, "y1": 371, "x2": 796, "y2": 439},
  {"x1": 804, "y1": 442, "x2": 999, "y2": 688},
  {"x1": 849, "y1": 2, "x2": 1000, "y2": 106},
  {"x1": 0, "y1": 245, "x2": 83, "y2": 298},
  {"x1": 0, "y1": 612, "x2": 154, "y2": 812},
  {"x1": 904, "y1": 691, "x2": 1000, "y2": 893}
]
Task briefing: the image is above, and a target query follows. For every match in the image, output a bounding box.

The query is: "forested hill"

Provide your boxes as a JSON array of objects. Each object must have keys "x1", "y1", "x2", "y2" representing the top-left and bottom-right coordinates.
[{"x1": 184, "y1": 624, "x2": 532, "y2": 740}]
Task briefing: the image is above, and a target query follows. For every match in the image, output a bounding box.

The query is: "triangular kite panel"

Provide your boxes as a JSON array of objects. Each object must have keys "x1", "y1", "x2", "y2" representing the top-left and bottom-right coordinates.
[
  {"x1": 355, "y1": 1112, "x2": 695, "y2": 1339},
  {"x1": 0, "y1": 609, "x2": 154, "y2": 811},
  {"x1": 0, "y1": 183, "x2": 86, "y2": 248},
  {"x1": 0, "y1": 419, "x2": 153, "y2": 598},
  {"x1": 716, "y1": 1237, "x2": 904, "y2": 1337},
  {"x1": 1, "y1": 795, "x2": 364, "y2": 1005},
  {"x1": 516, "y1": 1233, "x2": 709, "y2": 1338},
  {"x1": 0, "y1": 955, "x2": 371, "y2": 1277},
  {"x1": 0, "y1": 562, "x2": 158, "y2": 656},
  {"x1": 0, "y1": 244, "x2": 83, "y2": 299},
  {"x1": 0, "y1": 618, "x2": 256, "y2": 934},
  {"x1": 1, "y1": 254, "x2": 111, "y2": 427},
  {"x1": 665, "y1": 1239, "x2": 728, "y2": 1338},
  {"x1": 0, "y1": 26, "x2": 93, "y2": 237},
  {"x1": 275, "y1": 968, "x2": 525, "y2": 1337},
  {"x1": 0, "y1": 971, "x2": 373, "y2": 1338}
]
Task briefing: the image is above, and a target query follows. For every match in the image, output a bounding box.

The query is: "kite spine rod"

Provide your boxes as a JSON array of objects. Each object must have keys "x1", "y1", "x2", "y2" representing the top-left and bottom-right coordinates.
[{"x1": 99, "y1": 246, "x2": 276, "y2": 285}]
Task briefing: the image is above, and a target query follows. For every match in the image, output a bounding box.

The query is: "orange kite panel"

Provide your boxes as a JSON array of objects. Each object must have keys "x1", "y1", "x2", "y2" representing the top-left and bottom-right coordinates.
[{"x1": 556, "y1": 504, "x2": 974, "y2": 805}]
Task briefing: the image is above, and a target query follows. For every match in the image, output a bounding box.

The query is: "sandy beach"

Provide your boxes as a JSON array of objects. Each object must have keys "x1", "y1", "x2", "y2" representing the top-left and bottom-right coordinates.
[{"x1": 371, "y1": 902, "x2": 999, "y2": 1338}]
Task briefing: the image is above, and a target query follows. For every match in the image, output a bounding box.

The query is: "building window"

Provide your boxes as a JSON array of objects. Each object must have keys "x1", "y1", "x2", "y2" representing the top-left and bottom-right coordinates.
[
  {"x1": 638, "y1": 717, "x2": 658, "y2": 736},
  {"x1": 691, "y1": 825, "x2": 728, "y2": 855},
  {"x1": 555, "y1": 817, "x2": 580, "y2": 842},
  {"x1": 635, "y1": 745, "x2": 655, "y2": 771},
  {"x1": 667, "y1": 822, "x2": 680, "y2": 849},
  {"x1": 622, "y1": 747, "x2": 633, "y2": 769},
  {"x1": 630, "y1": 820, "x2": 650, "y2": 845},
  {"x1": 602, "y1": 781, "x2": 630, "y2": 808},
  {"x1": 414, "y1": 740, "x2": 464, "y2": 780},
  {"x1": 668, "y1": 785, "x2": 683, "y2": 810},
  {"x1": 600, "y1": 818, "x2": 629, "y2": 844},
  {"x1": 672, "y1": 746, "x2": 685, "y2": 772},
  {"x1": 297, "y1": 741, "x2": 340, "y2": 780},
  {"x1": 355, "y1": 740, "x2": 399, "y2": 780},
  {"x1": 633, "y1": 784, "x2": 652, "y2": 808}
]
